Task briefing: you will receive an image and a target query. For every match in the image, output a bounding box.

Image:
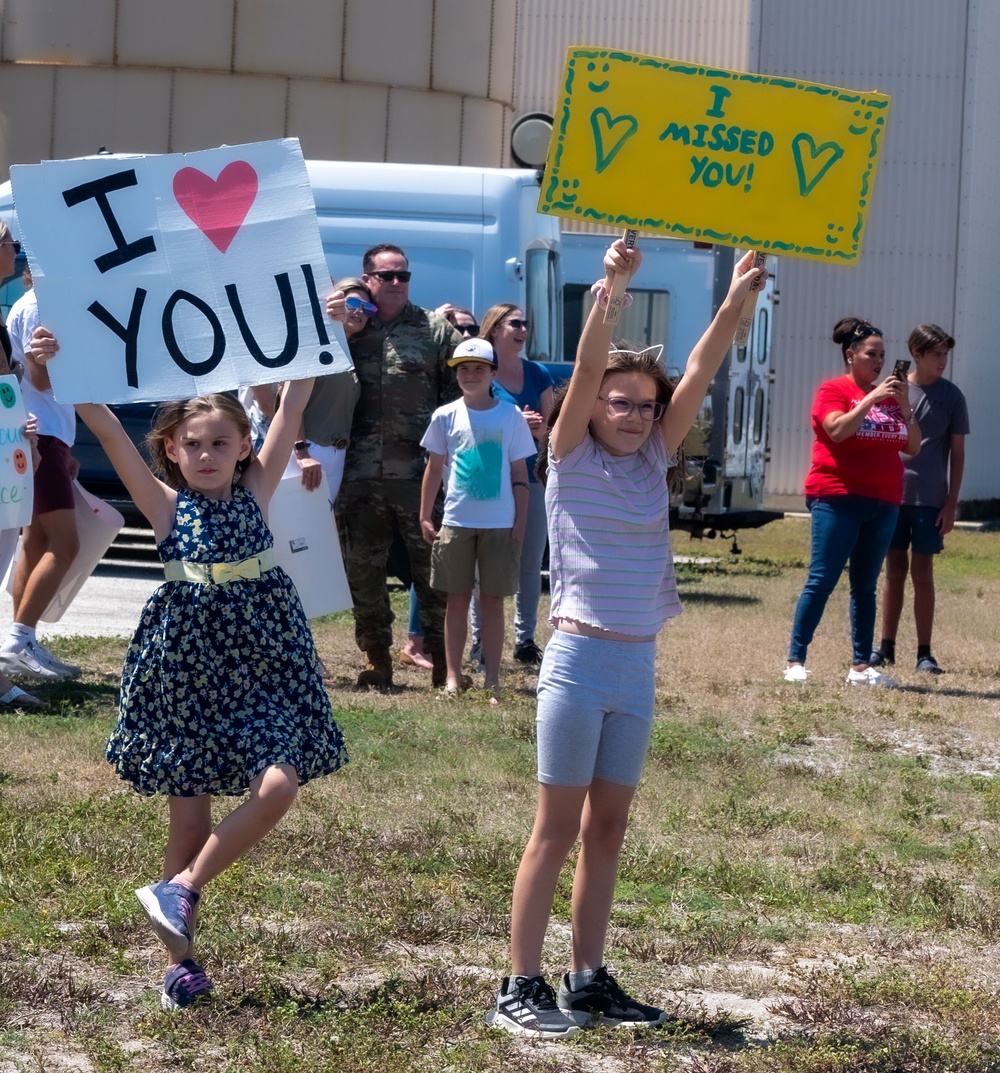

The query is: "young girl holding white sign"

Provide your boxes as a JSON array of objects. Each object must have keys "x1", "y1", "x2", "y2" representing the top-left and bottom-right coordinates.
[
  {"x1": 35, "y1": 326, "x2": 347, "y2": 1010},
  {"x1": 490, "y1": 240, "x2": 765, "y2": 1038}
]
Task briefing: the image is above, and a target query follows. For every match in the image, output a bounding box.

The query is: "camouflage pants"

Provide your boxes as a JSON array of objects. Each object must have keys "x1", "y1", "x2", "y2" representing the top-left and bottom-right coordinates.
[{"x1": 335, "y1": 478, "x2": 445, "y2": 655}]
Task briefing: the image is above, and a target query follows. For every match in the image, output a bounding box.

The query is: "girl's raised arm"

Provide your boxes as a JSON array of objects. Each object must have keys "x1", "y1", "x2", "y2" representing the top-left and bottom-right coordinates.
[
  {"x1": 661, "y1": 250, "x2": 766, "y2": 456},
  {"x1": 243, "y1": 376, "x2": 315, "y2": 508},
  {"x1": 549, "y1": 239, "x2": 641, "y2": 461},
  {"x1": 31, "y1": 326, "x2": 178, "y2": 538}
]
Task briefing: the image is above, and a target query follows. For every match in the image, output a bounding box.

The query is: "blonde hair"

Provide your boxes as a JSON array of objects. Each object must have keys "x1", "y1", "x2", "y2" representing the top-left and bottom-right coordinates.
[{"x1": 146, "y1": 394, "x2": 252, "y2": 490}]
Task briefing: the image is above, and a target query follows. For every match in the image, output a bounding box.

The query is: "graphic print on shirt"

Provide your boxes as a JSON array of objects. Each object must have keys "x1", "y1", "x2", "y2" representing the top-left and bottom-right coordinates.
[
  {"x1": 452, "y1": 427, "x2": 503, "y2": 501},
  {"x1": 855, "y1": 401, "x2": 905, "y2": 443}
]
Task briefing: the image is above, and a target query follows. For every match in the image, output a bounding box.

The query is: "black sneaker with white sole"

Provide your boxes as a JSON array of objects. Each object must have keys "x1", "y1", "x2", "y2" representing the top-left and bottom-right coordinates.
[
  {"x1": 488, "y1": 975, "x2": 580, "y2": 1038},
  {"x1": 557, "y1": 967, "x2": 667, "y2": 1028}
]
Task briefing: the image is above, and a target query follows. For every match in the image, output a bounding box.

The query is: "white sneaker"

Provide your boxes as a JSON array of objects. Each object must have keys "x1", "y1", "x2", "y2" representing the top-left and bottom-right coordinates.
[
  {"x1": 0, "y1": 641, "x2": 69, "y2": 680},
  {"x1": 846, "y1": 666, "x2": 897, "y2": 688},
  {"x1": 783, "y1": 665, "x2": 810, "y2": 683},
  {"x1": 33, "y1": 641, "x2": 81, "y2": 678}
]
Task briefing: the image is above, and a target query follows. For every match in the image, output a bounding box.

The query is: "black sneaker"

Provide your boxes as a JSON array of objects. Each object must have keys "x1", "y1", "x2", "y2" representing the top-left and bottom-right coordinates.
[
  {"x1": 513, "y1": 640, "x2": 544, "y2": 665},
  {"x1": 557, "y1": 967, "x2": 667, "y2": 1029},
  {"x1": 916, "y1": 654, "x2": 945, "y2": 674},
  {"x1": 868, "y1": 649, "x2": 893, "y2": 668},
  {"x1": 488, "y1": 975, "x2": 580, "y2": 1038}
]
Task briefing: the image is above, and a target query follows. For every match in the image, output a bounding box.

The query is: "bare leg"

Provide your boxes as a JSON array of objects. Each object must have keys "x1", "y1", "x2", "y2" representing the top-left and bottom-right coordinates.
[
  {"x1": 479, "y1": 592, "x2": 505, "y2": 691},
  {"x1": 879, "y1": 547, "x2": 908, "y2": 645},
  {"x1": 570, "y1": 778, "x2": 637, "y2": 971},
  {"x1": 910, "y1": 552, "x2": 936, "y2": 648},
  {"x1": 444, "y1": 591, "x2": 472, "y2": 689},
  {"x1": 12, "y1": 509, "x2": 80, "y2": 627},
  {"x1": 163, "y1": 796, "x2": 213, "y2": 966},
  {"x1": 172, "y1": 764, "x2": 298, "y2": 892},
  {"x1": 510, "y1": 783, "x2": 588, "y2": 977}
]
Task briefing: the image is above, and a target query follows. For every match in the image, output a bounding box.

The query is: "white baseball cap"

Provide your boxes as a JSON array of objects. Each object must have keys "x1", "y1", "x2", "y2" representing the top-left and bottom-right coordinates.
[{"x1": 447, "y1": 338, "x2": 497, "y2": 368}]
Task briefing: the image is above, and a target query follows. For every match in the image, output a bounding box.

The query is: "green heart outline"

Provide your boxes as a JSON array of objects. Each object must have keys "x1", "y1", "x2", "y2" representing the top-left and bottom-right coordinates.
[
  {"x1": 792, "y1": 133, "x2": 844, "y2": 196},
  {"x1": 591, "y1": 108, "x2": 639, "y2": 174}
]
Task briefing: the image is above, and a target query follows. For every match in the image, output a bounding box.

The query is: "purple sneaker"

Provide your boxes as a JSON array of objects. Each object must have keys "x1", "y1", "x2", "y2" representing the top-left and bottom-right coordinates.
[
  {"x1": 161, "y1": 958, "x2": 213, "y2": 1010},
  {"x1": 136, "y1": 881, "x2": 200, "y2": 959}
]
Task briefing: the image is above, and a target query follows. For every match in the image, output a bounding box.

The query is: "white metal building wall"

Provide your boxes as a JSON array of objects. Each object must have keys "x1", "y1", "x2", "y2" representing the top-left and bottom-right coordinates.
[
  {"x1": 951, "y1": 0, "x2": 1000, "y2": 505},
  {"x1": 515, "y1": 0, "x2": 754, "y2": 115},
  {"x1": 757, "y1": 0, "x2": 976, "y2": 496},
  {"x1": 515, "y1": 0, "x2": 999, "y2": 504}
]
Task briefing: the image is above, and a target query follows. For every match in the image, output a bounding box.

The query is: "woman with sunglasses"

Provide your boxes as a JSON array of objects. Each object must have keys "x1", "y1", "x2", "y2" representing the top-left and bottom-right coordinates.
[
  {"x1": 468, "y1": 304, "x2": 554, "y2": 668},
  {"x1": 783, "y1": 317, "x2": 921, "y2": 687},
  {"x1": 284, "y1": 277, "x2": 370, "y2": 505}
]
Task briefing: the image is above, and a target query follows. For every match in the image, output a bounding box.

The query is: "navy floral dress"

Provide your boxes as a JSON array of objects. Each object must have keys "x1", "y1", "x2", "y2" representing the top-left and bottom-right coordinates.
[{"x1": 106, "y1": 486, "x2": 348, "y2": 796}]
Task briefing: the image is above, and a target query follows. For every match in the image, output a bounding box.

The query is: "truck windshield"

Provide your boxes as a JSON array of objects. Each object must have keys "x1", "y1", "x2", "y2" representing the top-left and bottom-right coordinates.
[{"x1": 524, "y1": 247, "x2": 561, "y2": 364}]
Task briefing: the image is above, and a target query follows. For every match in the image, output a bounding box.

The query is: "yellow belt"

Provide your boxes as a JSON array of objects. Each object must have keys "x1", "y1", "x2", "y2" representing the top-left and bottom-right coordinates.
[{"x1": 163, "y1": 548, "x2": 278, "y2": 586}]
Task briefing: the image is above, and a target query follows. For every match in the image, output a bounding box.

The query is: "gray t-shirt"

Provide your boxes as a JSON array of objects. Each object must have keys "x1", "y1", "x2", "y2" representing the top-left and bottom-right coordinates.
[{"x1": 902, "y1": 376, "x2": 970, "y2": 507}]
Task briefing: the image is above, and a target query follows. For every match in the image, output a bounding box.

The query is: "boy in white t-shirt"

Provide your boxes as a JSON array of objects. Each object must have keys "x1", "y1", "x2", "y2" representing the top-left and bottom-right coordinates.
[{"x1": 419, "y1": 338, "x2": 534, "y2": 699}]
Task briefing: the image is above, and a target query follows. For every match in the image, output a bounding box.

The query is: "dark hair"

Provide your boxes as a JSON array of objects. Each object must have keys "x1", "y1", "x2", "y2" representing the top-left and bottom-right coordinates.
[
  {"x1": 832, "y1": 316, "x2": 883, "y2": 365},
  {"x1": 479, "y1": 302, "x2": 520, "y2": 345},
  {"x1": 443, "y1": 306, "x2": 475, "y2": 326},
  {"x1": 362, "y1": 243, "x2": 408, "y2": 274},
  {"x1": 908, "y1": 323, "x2": 954, "y2": 357},
  {"x1": 535, "y1": 344, "x2": 680, "y2": 487},
  {"x1": 146, "y1": 394, "x2": 252, "y2": 490}
]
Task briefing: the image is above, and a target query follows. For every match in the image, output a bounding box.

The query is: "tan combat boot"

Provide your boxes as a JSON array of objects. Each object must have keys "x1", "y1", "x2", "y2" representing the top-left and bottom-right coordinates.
[{"x1": 357, "y1": 647, "x2": 393, "y2": 688}]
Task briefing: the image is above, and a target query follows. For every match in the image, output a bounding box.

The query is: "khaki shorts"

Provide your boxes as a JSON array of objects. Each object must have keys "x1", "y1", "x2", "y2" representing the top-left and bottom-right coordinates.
[{"x1": 430, "y1": 525, "x2": 521, "y2": 596}]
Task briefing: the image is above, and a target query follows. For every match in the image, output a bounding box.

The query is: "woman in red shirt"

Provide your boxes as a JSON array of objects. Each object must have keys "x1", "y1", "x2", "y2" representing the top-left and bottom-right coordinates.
[{"x1": 784, "y1": 318, "x2": 921, "y2": 686}]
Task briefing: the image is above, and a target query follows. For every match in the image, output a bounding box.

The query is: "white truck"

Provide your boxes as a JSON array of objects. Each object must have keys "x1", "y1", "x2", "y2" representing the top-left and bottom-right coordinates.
[{"x1": 1, "y1": 156, "x2": 780, "y2": 539}]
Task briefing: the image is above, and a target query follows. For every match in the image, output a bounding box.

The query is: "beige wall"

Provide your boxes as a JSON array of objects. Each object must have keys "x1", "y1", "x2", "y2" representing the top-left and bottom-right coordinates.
[{"x1": 0, "y1": 0, "x2": 515, "y2": 177}]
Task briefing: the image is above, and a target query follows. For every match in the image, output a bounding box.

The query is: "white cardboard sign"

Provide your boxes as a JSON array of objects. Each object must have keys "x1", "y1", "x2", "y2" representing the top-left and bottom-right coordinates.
[
  {"x1": 9, "y1": 139, "x2": 351, "y2": 404},
  {"x1": 268, "y1": 475, "x2": 352, "y2": 621},
  {"x1": 0, "y1": 374, "x2": 34, "y2": 530},
  {"x1": 3, "y1": 481, "x2": 123, "y2": 622}
]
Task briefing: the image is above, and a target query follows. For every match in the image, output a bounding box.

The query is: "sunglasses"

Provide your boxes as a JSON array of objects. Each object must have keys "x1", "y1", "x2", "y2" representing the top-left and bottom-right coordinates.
[
  {"x1": 505, "y1": 318, "x2": 529, "y2": 331},
  {"x1": 345, "y1": 294, "x2": 377, "y2": 315},
  {"x1": 368, "y1": 270, "x2": 412, "y2": 283},
  {"x1": 459, "y1": 323, "x2": 480, "y2": 336},
  {"x1": 1, "y1": 239, "x2": 21, "y2": 254}
]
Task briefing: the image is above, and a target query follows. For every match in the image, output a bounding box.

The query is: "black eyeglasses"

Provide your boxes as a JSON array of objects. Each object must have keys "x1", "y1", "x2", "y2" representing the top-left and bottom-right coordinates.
[
  {"x1": 598, "y1": 395, "x2": 665, "y2": 421},
  {"x1": 505, "y1": 318, "x2": 529, "y2": 331},
  {"x1": 459, "y1": 323, "x2": 479, "y2": 336},
  {"x1": 1, "y1": 239, "x2": 21, "y2": 254},
  {"x1": 369, "y1": 270, "x2": 412, "y2": 283}
]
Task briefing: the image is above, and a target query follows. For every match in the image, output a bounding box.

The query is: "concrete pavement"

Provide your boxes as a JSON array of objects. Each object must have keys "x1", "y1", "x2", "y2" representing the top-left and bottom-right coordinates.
[{"x1": 18, "y1": 566, "x2": 163, "y2": 640}]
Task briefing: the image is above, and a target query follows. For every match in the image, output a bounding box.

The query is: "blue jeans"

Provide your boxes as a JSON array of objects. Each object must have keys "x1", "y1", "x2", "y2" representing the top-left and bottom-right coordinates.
[{"x1": 788, "y1": 495, "x2": 899, "y2": 665}]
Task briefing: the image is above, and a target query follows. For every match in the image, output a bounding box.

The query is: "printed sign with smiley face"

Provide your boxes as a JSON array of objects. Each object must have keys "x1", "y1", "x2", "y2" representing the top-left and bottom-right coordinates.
[{"x1": 0, "y1": 375, "x2": 34, "y2": 528}]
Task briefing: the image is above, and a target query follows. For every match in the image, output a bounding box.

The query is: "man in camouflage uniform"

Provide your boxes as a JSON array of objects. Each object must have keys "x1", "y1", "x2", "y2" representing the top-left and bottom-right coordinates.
[{"x1": 335, "y1": 244, "x2": 462, "y2": 687}]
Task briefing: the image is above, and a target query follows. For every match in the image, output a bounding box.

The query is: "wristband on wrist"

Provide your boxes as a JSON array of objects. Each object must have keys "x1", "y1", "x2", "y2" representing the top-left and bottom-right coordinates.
[{"x1": 591, "y1": 279, "x2": 633, "y2": 311}]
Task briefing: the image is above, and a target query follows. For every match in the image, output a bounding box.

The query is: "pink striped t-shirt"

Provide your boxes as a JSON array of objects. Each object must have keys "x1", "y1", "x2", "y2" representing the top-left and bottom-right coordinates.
[{"x1": 545, "y1": 429, "x2": 681, "y2": 636}]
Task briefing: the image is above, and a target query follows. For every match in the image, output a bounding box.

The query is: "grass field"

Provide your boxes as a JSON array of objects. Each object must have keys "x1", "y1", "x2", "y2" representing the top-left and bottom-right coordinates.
[{"x1": 1, "y1": 517, "x2": 999, "y2": 1072}]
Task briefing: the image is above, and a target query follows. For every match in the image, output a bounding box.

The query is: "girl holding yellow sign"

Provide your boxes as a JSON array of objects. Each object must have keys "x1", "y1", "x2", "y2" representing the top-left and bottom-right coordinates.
[{"x1": 490, "y1": 238, "x2": 766, "y2": 1038}]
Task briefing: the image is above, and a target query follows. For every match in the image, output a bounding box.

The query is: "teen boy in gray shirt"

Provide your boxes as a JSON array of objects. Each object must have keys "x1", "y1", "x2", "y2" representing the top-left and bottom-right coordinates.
[{"x1": 870, "y1": 324, "x2": 969, "y2": 674}]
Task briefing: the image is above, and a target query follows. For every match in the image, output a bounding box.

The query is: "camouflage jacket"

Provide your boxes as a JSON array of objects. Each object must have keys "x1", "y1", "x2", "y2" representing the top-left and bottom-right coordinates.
[{"x1": 344, "y1": 302, "x2": 462, "y2": 481}]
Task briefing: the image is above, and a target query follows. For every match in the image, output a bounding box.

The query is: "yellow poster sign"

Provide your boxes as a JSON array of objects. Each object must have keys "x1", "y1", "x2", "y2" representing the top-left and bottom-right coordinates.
[{"x1": 541, "y1": 48, "x2": 890, "y2": 264}]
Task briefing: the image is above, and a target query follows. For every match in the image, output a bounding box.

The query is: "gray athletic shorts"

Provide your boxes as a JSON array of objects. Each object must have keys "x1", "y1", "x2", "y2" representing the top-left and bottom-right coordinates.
[{"x1": 536, "y1": 630, "x2": 657, "y2": 788}]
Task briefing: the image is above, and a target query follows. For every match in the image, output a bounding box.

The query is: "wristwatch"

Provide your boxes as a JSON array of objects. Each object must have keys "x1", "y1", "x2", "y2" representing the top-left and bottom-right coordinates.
[{"x1": 293, "y1": 440, "x2": 310, "y2": 456}]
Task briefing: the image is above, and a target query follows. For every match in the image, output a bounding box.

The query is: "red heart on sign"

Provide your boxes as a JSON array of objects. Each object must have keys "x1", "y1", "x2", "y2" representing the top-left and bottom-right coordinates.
[{"x1": 173, "y1": 160, "x2": 259, "y2": 253}]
